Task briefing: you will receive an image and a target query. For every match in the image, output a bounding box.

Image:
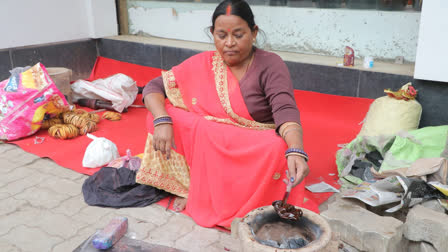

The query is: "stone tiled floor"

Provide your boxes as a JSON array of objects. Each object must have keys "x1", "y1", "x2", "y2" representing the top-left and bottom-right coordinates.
[{"x1": 0, "y1": 143, "x2": 241, "y2": 252}]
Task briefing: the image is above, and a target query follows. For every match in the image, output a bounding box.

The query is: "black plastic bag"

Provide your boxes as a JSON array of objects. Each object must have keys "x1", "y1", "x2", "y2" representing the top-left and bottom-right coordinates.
[{"x1": 82, "y1": 167, "x2": 170, "y2": 208}]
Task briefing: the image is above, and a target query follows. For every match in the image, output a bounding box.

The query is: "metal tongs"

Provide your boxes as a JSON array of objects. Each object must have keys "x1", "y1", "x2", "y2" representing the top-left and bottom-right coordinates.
[{"x1": 272, "y1": 177, "x2": 303, "y2": 221}]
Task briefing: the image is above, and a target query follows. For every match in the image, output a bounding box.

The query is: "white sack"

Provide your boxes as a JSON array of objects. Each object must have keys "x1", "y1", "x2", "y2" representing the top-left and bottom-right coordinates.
[{"x1": 71, "y1": 74, "x2": 137, "y2": 113}]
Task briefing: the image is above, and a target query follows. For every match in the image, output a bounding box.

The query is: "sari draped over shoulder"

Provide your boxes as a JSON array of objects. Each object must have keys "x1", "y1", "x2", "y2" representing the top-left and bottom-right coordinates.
[{"x1": 136, "y1": 51, "x2": 305, "y2": 227}]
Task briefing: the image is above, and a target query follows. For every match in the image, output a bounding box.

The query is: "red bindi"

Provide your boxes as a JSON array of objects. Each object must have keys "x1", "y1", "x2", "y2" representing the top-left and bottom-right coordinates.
[
  {"x1": 226, "y1": 5, "x2": 232, "y2": 16},
  {"x1": 227, "y1": 28, "x2": 231, "y2": 32}
]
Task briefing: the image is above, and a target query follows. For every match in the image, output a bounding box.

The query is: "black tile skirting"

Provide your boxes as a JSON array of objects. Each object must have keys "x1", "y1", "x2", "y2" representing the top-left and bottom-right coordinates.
[
  {"x1": 0, "y1": 39, "x2": 97, "y2": 82},
  {"x1": 0, "y1": 38, "x2": 446, "y2": 127}
]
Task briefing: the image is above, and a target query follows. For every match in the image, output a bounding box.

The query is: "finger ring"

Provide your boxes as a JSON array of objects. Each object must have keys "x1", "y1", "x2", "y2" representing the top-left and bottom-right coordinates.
[{"x1": 290, "y1": 177, "x2": 295, "y2": 183}]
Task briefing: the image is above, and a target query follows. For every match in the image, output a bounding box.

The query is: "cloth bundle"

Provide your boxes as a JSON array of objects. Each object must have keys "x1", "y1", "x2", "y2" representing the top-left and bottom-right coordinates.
[
  {"x1": 82, "y1": 166, "x2": 169, "y2": 208},
  {"x1": 358, "y1": 82, "x2": 422, "y2": 137}
]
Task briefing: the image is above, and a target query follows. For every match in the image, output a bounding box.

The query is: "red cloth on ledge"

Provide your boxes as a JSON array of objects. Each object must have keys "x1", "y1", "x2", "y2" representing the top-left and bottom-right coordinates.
[{"x1": 9, "y1": 56, "x2": 374, "y2": 215}]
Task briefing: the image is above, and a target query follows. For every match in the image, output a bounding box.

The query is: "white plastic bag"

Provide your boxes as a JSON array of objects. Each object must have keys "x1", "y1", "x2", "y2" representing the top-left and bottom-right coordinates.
[
  {"x1": 71, "y1": 73, "x2": 137, "y2": 113},
  {"x1": 83, "y1": 134, "x2": 120, "y2": 168}
]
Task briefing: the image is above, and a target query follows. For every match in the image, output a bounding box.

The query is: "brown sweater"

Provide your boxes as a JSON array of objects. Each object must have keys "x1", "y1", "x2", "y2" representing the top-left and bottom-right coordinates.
[{"x1": 142, "y1": 48, "x2": 300, "y2": 130}]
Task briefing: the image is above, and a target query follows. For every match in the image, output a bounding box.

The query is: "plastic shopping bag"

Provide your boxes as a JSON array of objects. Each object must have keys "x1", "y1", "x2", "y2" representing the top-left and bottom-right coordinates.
[
  {"x1": 0, "y1": 63, "x2": 70, "y2": 141},
  {"x1": 83, "y1": 134, "x2": 120, "y2": 168},
  {"x1": 71, "y1": 74, "x2": 137, "y2": 113}
]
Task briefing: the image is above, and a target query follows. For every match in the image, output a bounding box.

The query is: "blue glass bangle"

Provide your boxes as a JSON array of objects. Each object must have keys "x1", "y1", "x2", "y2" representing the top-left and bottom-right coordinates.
[
  {"x1": 153, "y1": 116, "x2": 172, "y2": 125},
  {"x1": 285, "y1": 148, "x2": 308, "y2": 158}
]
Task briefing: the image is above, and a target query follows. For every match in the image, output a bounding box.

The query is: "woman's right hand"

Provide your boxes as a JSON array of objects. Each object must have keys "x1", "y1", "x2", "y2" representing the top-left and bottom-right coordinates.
[
  {"x1": 153, "y1": 123, "x2": 176, "y2": 159},
  {"x1": 145, "y1": 92, "x2": 176, "y2": 159}
]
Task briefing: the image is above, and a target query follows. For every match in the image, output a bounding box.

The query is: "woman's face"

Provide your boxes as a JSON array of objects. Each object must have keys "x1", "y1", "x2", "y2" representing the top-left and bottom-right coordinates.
[{"x1": 212, "y1": 14, "x2": 257, "y2": 67}]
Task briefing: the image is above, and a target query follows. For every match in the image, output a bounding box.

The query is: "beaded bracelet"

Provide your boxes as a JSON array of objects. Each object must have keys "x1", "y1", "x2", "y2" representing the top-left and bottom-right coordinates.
[
  {"x1": 285, "y1": 148, "x2": 309, "y2": 161},
  {"x1": 153, "y1": 116, "x2": 172, "y2": 127}
]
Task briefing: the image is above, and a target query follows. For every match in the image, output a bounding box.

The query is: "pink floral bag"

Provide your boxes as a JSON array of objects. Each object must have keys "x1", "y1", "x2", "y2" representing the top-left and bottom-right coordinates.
[{"x1": 0, "y1": 63, "x2": 69, "y2": 141}]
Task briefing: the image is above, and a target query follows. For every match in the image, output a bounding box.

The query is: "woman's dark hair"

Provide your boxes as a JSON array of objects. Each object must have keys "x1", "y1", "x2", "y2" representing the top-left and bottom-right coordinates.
[{"x1": 211, "y1": 0, "x2": 256, "y2": 32}]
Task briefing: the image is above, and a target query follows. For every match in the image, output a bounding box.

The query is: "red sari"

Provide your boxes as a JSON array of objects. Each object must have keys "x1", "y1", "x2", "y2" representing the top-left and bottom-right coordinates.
[{"x1": 136, "y1": 51, "x2": 305, "y2": 227}]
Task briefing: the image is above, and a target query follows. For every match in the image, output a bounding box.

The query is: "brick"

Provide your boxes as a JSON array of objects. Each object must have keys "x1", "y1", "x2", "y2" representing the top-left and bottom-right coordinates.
[
  {"x1": 14, "y1": 186, "x2": 70, "y2": 209},
  {"x1": 0, "y1": 173, "x2": 53, "y2": 196},
  {"x1": 28, "y1": 211, "x2": 89, "y2": 239},
  {"x1": 217, "y1": 232, "x2": 242, "y2": 252},
  {"x1": 76, "y1": 212, "x2": 118, "y2": 239},
  {"x1": 0, "y1": 159, "x2": 25, "y2": 173},
  {"x1": 52, "y1": 194, "x2": 88, "y2": 217},
  {"x1": 2, "y1": 225, "x2": 62, "y2": 252},
  {"x1": 38, "y1": 176, "x2": 82, "y2": 197},
  {"x1": 71, "y1": 205, "x2": 114, "y2": 225},
  {"x1": 174, "y1": 225, "x2": 221, "y2": 251},
  {"x1": 74, "y1": 212, "x2": 157, "y2": 248},
  {"x1": 318, "y1": 191, "x2": 366, "y2": 212},
  {"x1": 0, "y1": 192, "x2": 9, "y2": 200},
  {"x1": 404, "y1": 204, "x2": 448, "y2": 252},
  {"x1": 320, "y1": 196, "x2": 406, "y2": 252},
  {"x1": 121, "y1": 215, "x2": 157, "y2": 240},
  {"x1": 117, "y1": 204, "x2": 172, "y2": 226},
  {"x1": 52, "y1": 235, "x2": 91, "y2": 252},
  {"x1": 0, "y1": 166, "x2": 38, "y2": 187},
  {"x1": 338, "y1": 241, "x2": 360, "y2": 252},
  {"x1": 143, "y1": 234, "x2": 175, "y2": 249},
  {"x1": 205, "y1": 242, "x2": 232, "y2": 252},
  {"x1": 0, "y1": 206, "x2": 46, "y2": 236},
  {"x1": 408, "y1": 241, "x2": 437, "y2": 252},
  {"x1": 146, "y1": 213, "x2": 195, "y2": 243},
  {"x1": 24, "y1": 158, "x2": 85, "y2": 181},
  {"x1": 0, "y1": 238, "x2": 21, "y2": 252},
  {"x1": 1, "y1": 148, "x2": 39, "y2": 166},
  {"x1": 0, "y1": 197, "x2": 28, "y2": 216},
  {"x1": 420, "y1": 199, "x2": 446, "y2": 213},
  {"x1": 0, "y1": 143, "x2": 16, "y2": 154}
]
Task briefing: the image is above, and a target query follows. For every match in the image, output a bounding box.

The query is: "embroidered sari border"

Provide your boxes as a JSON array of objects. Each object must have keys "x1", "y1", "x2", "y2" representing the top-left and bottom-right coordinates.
[
  {"x1": 211, "y1": 52, "x2": 275, "y2": 130},
  {"x1": 162, "y1": 70, "x2": 188, "y2": 111}
]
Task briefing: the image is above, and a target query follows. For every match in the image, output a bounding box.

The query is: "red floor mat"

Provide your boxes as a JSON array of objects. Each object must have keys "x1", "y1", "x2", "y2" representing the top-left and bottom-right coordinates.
[
  {"x1": 295, "y1": 90, "x2": 373, "y2": 205},
  {"x1": 9, "y1": 56, "x2": 374, "y2": 208}
]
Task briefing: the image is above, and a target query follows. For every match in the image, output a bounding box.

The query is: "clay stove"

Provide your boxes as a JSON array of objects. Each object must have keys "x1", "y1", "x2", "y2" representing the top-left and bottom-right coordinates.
[{"x1": 235, "y1": 206, "x2": 332, "y2": 252}]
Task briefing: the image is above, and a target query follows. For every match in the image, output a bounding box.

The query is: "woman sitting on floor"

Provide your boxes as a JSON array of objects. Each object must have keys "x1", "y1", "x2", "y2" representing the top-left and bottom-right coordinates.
[{"x1": 139, "y1": 0, "x2": 309, "y2": 228}]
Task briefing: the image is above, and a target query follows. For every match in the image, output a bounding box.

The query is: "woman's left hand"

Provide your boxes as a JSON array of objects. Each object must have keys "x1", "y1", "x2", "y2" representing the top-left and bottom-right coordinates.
[{"x1": 285, "y1": 155, "x2": 309, "y2": 188}]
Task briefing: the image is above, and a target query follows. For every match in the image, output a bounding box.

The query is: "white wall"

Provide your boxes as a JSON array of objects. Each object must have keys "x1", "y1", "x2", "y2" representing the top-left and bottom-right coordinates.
[
  {"x1": 0, "y1": 0, "x2": 118, "y2": 50},
  {"x1": 128, "y1": 1, "x2": 420, "y2": 62},
  {"x1": 414, "y1": 0, "x2": 448, "y2": 82}
]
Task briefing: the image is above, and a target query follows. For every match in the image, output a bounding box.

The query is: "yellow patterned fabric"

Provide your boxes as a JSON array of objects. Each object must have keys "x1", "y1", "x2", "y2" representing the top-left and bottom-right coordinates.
[
  {"x1": 136, "y1": 133, "x2": 190, "y2": 198},
  {"x1": 162, "y1": 70, "x2": 188, "y2": 111}
]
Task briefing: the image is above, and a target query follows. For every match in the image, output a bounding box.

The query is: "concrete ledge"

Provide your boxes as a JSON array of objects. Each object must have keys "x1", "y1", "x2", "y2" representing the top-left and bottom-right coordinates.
[{"x1": 106, "y1": 35, "x2": 415, "y2": 76}]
